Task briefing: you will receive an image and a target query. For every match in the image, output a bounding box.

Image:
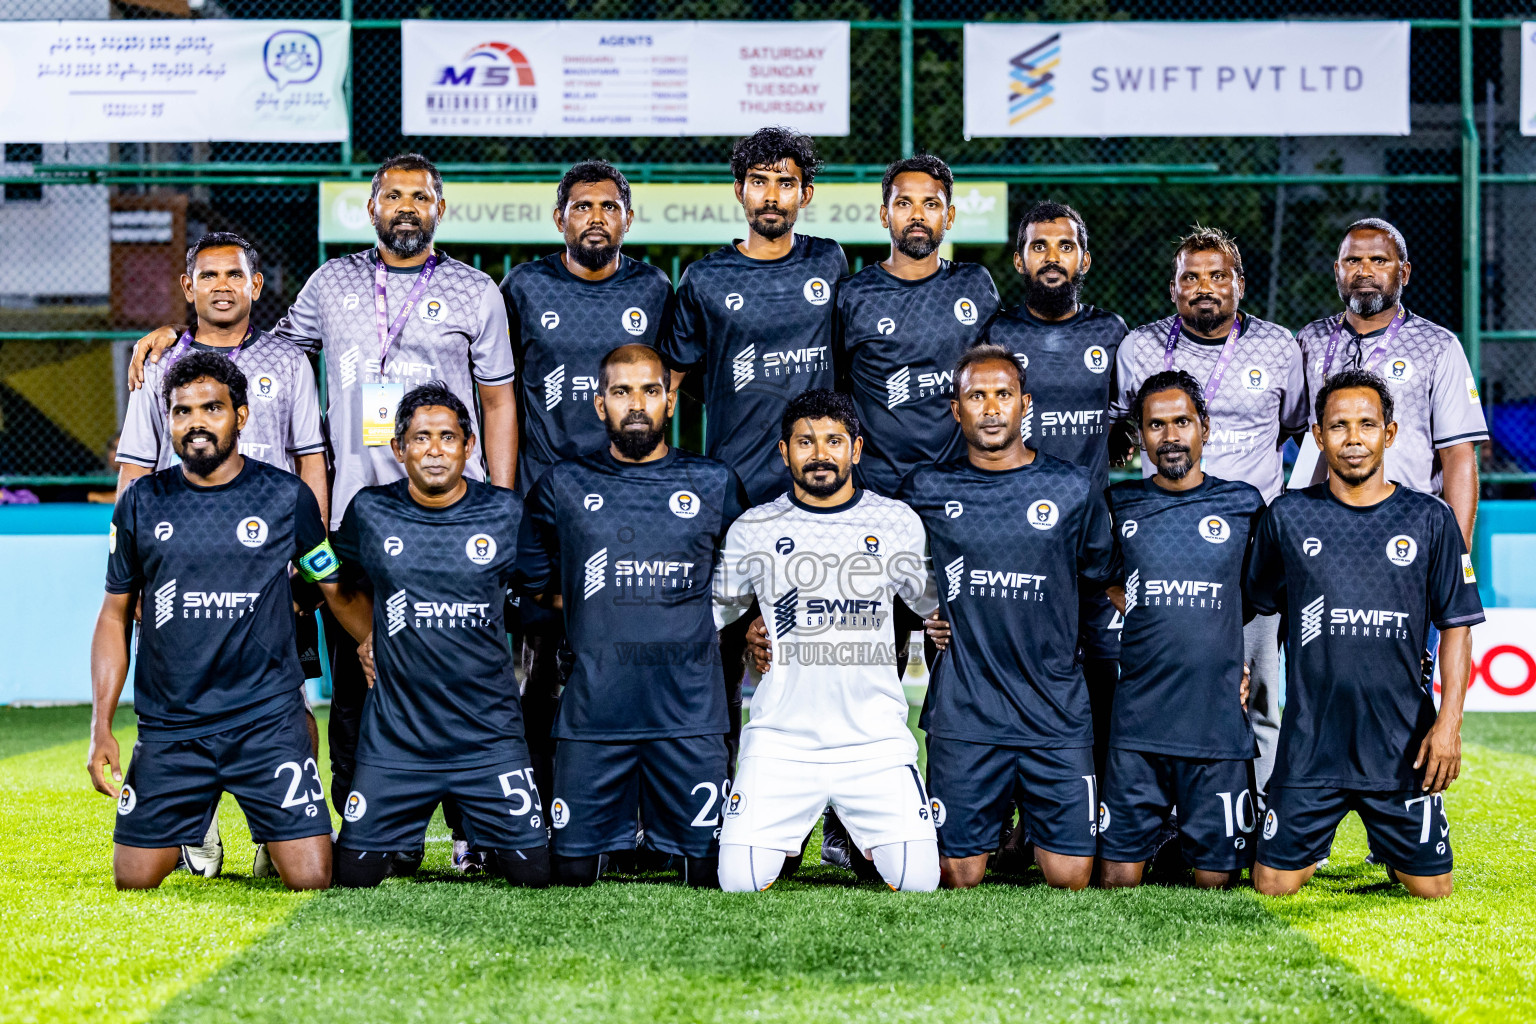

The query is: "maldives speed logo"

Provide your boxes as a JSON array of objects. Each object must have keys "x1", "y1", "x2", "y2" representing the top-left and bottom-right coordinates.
[
  {"x1": 1386, "y1": 357, "x2": 1415, "y2": 383},
  {"x1": 430, "y1": 42, "x2": 537, "y2": 125},
  {"x1": 1243, "y1": 366, "x2": 1269, "y2": 391}
]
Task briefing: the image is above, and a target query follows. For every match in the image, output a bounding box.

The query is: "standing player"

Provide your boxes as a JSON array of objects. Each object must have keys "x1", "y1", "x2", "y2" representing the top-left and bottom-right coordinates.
[
  {"x1": 1109, "y1": 226, "x2": 1307, "y2": 800},
  {"x1": 1248, "y1": 369, "x2": 1481, "y2": 899},
  {"x1": 87, "y1": 353, "x2": 352, "y2": 890},
  {"x1": 714, "y1": 388, "x2": 941, "y2": 894},
  {"x1": 128, "y1": 154, "x2": 517, "y2": 871},
  {"x1": 1099, "y1": 371, "x2": 1266, "y2": 889},
  {"x1": 836, "y1": 155, "x2": 999, "y2": 497},
  {"x1": 328, "y1": 382, "x2": 548, "y2": 888},
  {"x1": 982, "y1": 201, "x2": 1128, "y2": 773},
  {"x1": 514, "y1": 345, "x2": 744, "y2": 887},
  {"x1": 903, "y1": 347, "x2": 1118, "y2": 890},
  {"x1": 500, "y1": 160, "x2": 675, "y2": 796},
  {"x1": 1296, "y1": 219, "x2": 1486, "y2": 548}
]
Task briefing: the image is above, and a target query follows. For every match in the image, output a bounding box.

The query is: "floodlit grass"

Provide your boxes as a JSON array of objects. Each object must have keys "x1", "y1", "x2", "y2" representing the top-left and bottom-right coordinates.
[{"x1": 1, "y1": 707, "x2": 1531, "y2": 1024}]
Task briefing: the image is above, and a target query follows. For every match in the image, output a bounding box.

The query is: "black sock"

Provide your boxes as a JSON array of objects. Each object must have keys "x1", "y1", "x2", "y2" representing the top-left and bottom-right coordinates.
[
  {"x1": 684, "y1": 855, "x2": 718, "y2": 889},
  {"x1": 332, "y1": 848, "x2": 394, "y2": 889},
  {"x1": 552, "y1": 853, "x2": 602, "y2": 887},
  {"x1": 493, "y1": 846, "x2": 551, "y2": 888}
]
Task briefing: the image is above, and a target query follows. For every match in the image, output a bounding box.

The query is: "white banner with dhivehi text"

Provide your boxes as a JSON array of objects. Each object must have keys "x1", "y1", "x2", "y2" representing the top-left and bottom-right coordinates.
[
  {"x1": 400, "y1": 20, "x2": 849, "y2": 137},
  {"x1": 0, "y1": 20, "x2": 350, "y2": 142},
  {"x1": 963, "y1": 21, "x2": 1410, "y2": 138},
  {"x1": 1521, "y1": 23, "x2": 1536, "y2": 135}
]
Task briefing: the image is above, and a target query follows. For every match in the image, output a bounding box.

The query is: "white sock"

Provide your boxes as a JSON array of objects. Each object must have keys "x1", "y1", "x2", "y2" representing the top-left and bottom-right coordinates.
[{"x1": 718, "y1": 844, "x2": 786, "y2": 892}]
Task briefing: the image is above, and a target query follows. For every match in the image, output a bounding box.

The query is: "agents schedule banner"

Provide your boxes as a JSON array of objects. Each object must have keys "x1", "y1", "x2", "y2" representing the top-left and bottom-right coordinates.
[
  {"x1": 963, "y1": 21, "x2": 1410, "y2": 137},
  {"x1": 0, "y1": 20, "x2": 350, "y2": 142},
  {"x1": 400, "y1": 20, "x2": 849, "y2": 137}
]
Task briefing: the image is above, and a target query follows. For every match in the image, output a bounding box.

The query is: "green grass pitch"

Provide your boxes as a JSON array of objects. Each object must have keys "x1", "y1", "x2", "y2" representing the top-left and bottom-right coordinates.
[{"x1": 2, "y1": 705, "x2": 1533, "y2": 1024}]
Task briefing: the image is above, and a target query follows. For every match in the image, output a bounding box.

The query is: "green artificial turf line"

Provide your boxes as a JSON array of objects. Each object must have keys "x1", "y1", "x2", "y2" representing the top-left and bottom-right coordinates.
[{"x1": 0, "y1": 707, "x2": 1531, "y2": 1024}]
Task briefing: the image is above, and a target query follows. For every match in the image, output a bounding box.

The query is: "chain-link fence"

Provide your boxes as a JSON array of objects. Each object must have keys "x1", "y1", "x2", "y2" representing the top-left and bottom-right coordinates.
[{"x1": 1, "y1": 1, "x2": 1531, "y2": 490}]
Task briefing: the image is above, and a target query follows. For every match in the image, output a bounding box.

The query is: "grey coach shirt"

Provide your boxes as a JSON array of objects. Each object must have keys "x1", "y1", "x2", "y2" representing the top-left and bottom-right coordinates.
[
  {"x1": 1112, "y1": 313, "x2": 1307, "y2": 503},
  {"x1": 1296, "y1": 309, "x2": 1488, "y2": 496},
  {"x1": 272, "y1": 249, "x2": 514, "y2": 528},
  {"x1": 119, "y1": 331, "x2": 326, "y2": 474}
]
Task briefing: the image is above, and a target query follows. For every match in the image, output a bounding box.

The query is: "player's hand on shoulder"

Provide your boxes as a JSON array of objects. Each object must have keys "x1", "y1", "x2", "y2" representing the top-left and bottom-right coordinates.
[
  {"x1": 86, "y1": 729, "x2": 122, "y2": 798},
  {"x1": 127, "y1": 325, "x2": 183, "y2": 390},
  {"x1": 745, "y1": 616, "x2": 771, "y2": 673},
  {"x1": 1415, "y1": 717, "x2": 1462, "y2": 795},
  {"x1": 925, "y1": 613, "x2": 951, "y2": 651},
  {"x1": 359, "y1": 633, "x2": 376, "y2": 689}
]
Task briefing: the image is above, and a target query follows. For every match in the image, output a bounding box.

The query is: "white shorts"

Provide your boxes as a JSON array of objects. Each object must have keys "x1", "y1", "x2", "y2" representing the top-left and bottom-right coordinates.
[{"x1": 721, "y1": 755, "x2": 937, "y2": 854}]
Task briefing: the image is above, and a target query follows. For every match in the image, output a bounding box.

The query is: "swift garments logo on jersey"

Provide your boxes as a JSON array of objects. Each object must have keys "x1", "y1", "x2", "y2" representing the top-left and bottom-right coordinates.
[
  {"x1": 614, "y1": 558, "x2": 697, "y2": 590},
  {"x1": 885, "y1": 366, "x2": 953, "y2": 409},
  {"x1": 1301, "y1": 594, "x2": 1410, "y2": 643},
  {"x1": 804, "y1": 597, "x2": 886, "y2": 630},
  {"x1": 962, "y1": 565, "x2": 1048, "y2": 601},
  {"x1": 383, "y1": 588, "x2": 494, "y2": 632},
  {"x1": 1138, "y1": 577, "x2": 1225, "y2": 609},
  {"x1": 1037, "y1": 408, "x2": 1106, "y2": 437},
  {"x1": 542, "y1": 363, "x2": 599, "y2": 409},
  {"x1": 155, "y1": 582, "x2": 263, "y2": 626}
]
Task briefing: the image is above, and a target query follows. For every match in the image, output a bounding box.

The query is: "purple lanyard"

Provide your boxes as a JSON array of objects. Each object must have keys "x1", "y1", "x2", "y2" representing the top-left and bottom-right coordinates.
[
  {"x1": 168, "y1": 323, "x2": 256, "y2": 368},
  {"x1": 374, "y1": 250, "x2": 438, "y2": 373},
  {"x1": 1164, "y1": 314, "x2": 1242, "y2": 398},
  {"x1": 1322, "y1": 305, "x2": 1406, "y2": 377}
]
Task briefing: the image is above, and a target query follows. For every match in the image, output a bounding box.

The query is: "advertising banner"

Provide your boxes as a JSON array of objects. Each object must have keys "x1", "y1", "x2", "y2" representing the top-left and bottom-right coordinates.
[
  {"x1": 1522, "y1": 22, "x2": 1536, "y2": 135},
  {"x1": 1431, "y1": 609, "x2": 1536, "y2": 712},
  {"x1": 400, "y1": 20, "x2": 849, "y2": 137},
  {"x1": 319, "y1": 180, "x2": 1008, "y2": 247},
  {"x1": 963, "y1": 21, "x2": 1410, "y2": 138},
  {"x1": 0, "y1": 20, "x2": 350, "y2": 142}
]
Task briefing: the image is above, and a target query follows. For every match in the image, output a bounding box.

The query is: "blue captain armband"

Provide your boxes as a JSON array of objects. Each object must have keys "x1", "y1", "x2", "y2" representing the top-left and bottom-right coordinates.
[{"x1": 297, "y1": 539, "x2": 340, "y2": 582}]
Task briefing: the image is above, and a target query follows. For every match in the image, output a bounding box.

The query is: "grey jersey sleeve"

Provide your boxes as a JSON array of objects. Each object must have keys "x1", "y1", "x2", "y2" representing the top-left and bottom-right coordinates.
[
  {"x1": 1109, "y1": 330, "x2": 1138, "y2": 422},
  {"x1": 288, "y1": 355, "x2": 327, "y2": 456},
  {"x1": 469, "y1": 279, "x2": 515, "y2": 387},
  {"x1": 116, "y1": 382, "x2": 164, "y2": 469},
  {"x1": 1278, "y1": 336, "x2": 1310, "y2": 434},
  {"x1": 1429, "y1": 338, "x2": 1490, "y2": 448},
  {"x1": 270, "y1": 273, "x2": 326, "y2": 355}
]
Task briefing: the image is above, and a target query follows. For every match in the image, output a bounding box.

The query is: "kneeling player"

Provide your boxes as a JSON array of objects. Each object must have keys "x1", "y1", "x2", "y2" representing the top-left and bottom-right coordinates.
[
  {"x1": 714, "y1": 389, "x2": 940, "y2": 893},
  {"x1": 88, "y1": 354, "x2": 339, "y2": 890},
  {"x1": 1098, "y1": 371, "x2": 1265, "y2": 888},
  {"x1": 1248, "y1": 369, "x2": 1481, "y2": 899},
  {"x1": 515, "y1": 346, "x2": 743, "y2": 887},
  {"x1": 328, "y1": 383, "x2": 549, "y2": 888},
  {"x1": 905, "y1": 347, "x2": 1118, "y2": 891}
]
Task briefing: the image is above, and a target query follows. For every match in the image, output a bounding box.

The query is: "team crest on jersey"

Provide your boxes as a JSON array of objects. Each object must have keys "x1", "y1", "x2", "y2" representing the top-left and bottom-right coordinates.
[
  {"x1": 669, "y1": 490, "x2": 700, "y2": 519},
  {"x1": 863, "y1": 535, "x2": 881, "y2": 554},
  {"x1": 1303, "y1": 537, "x2": 1322, "y2": 556},
  {"x1": 540, "y1": 311, "x2": 560, "y2": 330},
  {"x1": 254, "y1": 375, "x2": 278, "y2": 401},
  {"x1": 117, "y1": 785, "x2": 136, "y2": 816},
  {"x1": 725, "y1": 791, "x2": 743, "y2": 818},
  {"x1": 621, "y1": 306, "x2": 648, "y2": 336},
  {"x1": 550, "y1": 798, "x2": 570, "y2": 829},
  {"x1": 724, "y1": 292, "x2": 744, "y2": 311},
  {"x1": 1027, "y1": 499, "x2": 1060, "y2": 531},
  {"x1": 465, "y1": 534, "x2": 497, "y2": 565},
  {"x1": 803, "y1": 278, "x2": 831, "y2": 306},
  {"x1": 775, "y1": 536, "x2": 795, "y2": 555},
  {"x1": 953, "y1": 298, "x2": 979, "y2": 325},
  {"x1": 384, "y1": 536, "x2": 404, "y2": 556},
  {"x1": 584, "y1": 493, "x2": 604, "y2": 512},
  {"x1": 1199, "y1": 515, "x2": 1231, "y2": 544},
  {"x1": 876, "y1": 317, "x2": 896, "y2": 336},
  {"x1": 1263, "y1": 808, "x2": 1279, "y2": 840},
  {"x1": 1385, "y1": 357, "x2": 1414, "y2": 383},
  {"x1": 236, "y1": 516, "x2": 269, "y2": 548},
  {"x1": 155, "y1": 521, "x2": 174, "y2": 542},
  {"x1": 1120, "y1": 519, "x2": 1137, "y2": 539},
  {"x1": 944, "y1": 500, "x2": 964, "y2": 519},
  {"x1": 1083, "y1": 345, "x2": 1109, "y2": 373},
  {"x1": 418, "y1": 297, "x2": 446, "y2": 323},
  {"x1": 929, "y1": 798, "x2": 946, "y2": 828},
  {"x1": 343, "y1": 791, "x2": 367, "y2": 822},
  {"x1": 1386, "y1": 534, "x2": 1418, "y2": 567},
  {"x1": 1243, "y1": 366, "x2": 1268, "y2": 391},
  {"x1": 1097, "y1": 802, "x2": 1111, "y2": 834}
]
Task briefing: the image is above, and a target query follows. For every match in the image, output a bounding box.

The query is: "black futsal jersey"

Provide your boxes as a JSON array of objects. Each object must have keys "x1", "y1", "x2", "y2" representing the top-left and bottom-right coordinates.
[
  {"x1": 1246, "y1": 484, "x2": 1484, "y2": 790},
  {"x1": 983, "y1": 304, "x2": 1127, "y2": 495},
  {"x1": 837, "y1": 260, "x2": 999, "y2": 495},
  {"x1": 500, "y1": 253, "x2": 675, "y2": 488},
  {"x1": 661, "y1": 235, "x2": 846, "y2": 504},
  {"x1": 902, "y1": 452, "x2": 1120, "y2": 748},
  {"x1": 106, "y1": 459, "x2": 338, "y2": 739},
  {"x1": 1107, "y1": 475, "x2": 1266, "y2": 760},
  {"x1": 515, "y1": 447, "x2": 747, "y2": 741},
  {"x1": 331, "y1": 479, "x2": 528, "y2": 769}
]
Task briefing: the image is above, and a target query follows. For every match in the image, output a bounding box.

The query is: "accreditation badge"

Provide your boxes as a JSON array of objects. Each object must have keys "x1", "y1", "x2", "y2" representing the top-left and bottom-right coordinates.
[{"x1": 362, "y1": 381, "x2": 404, "y2": 446}]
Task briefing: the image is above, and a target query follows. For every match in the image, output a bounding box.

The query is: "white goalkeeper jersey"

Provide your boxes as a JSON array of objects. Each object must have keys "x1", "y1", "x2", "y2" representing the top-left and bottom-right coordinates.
[{"x1": 714, "y1": 489, "x2": 938, "y2": 764}]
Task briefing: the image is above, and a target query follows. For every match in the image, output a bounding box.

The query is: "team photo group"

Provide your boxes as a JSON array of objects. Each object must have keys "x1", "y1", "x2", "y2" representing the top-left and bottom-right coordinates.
[{"x1": 87, "y1": 125, "x2": 1487, "y2": 901}]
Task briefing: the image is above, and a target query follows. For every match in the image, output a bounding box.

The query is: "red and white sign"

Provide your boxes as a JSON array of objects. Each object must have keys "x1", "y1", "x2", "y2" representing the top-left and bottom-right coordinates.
[{"x1": 1435, "y1": 609, "x2": 1536, "y2": 711}]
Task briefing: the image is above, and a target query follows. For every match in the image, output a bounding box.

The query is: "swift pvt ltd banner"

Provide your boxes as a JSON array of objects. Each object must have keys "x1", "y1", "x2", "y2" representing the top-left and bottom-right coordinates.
[
  {"x1": 401, "y1": 20, "x2": 849, "y2": 137},
  {"x1": 0, "y1": 20, "x2": 350, "y2": 142},
  {"x1": 964, "y1": 21, "x2": 1410, "y2": 137}
]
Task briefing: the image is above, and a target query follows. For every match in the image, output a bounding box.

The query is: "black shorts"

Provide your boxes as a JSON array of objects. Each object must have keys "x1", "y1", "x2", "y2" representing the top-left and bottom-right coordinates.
[
  {"x1": 551, "y1": 734, "x2": 729, "y2": 858},
  {"x1": 1098, "y1": 747, "x2": 1256, "y2": 871},
  {"x1": 925, "y1": 737, "x2": 1098, "y2": 858},
  {"x1": 1078, "y1": 586, "x2": 1121, "y2": 661},
  {"x1": 114, "y1": 704, "x2": 329, "y2": 848},
  {"x1": 1258, "y1": 785, "x2": 1454, "y2": 876},
  {"x1": 338, "y1": 756, "x2": 548, "y2": 852}
]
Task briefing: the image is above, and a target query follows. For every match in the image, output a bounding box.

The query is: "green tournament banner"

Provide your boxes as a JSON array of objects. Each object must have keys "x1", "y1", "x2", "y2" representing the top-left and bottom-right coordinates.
[{"x1": 319, "y1": 181, "x2": 1009, "y2": 247}]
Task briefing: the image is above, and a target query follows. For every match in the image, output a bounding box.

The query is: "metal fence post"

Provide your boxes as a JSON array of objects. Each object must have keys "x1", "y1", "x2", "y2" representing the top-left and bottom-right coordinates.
[
  {"x1": 900, "y1": 0, "x2": 915, "y2": 159},
  {"x1": 1461, "y1": 0, "x2": 1481, "y2": 383}
]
